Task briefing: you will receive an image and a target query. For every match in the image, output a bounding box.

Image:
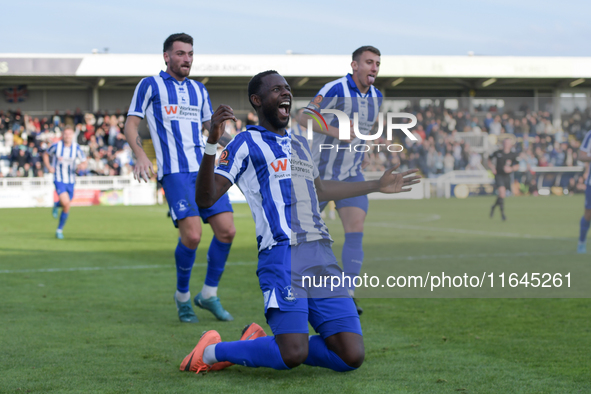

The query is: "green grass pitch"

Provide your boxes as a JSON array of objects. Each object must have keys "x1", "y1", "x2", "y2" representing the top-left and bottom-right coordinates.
[{"x1": 1, "y1": 196, "x2": 590, "y2": 393}]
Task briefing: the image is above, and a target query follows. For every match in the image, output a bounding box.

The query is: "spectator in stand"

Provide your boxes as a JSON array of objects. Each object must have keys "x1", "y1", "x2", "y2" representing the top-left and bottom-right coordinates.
[{"x1": 245, "y1": 111, "x2": 258, "y2": 126}]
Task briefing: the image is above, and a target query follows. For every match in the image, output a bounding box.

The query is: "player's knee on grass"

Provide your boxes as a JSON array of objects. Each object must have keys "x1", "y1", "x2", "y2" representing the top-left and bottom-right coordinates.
[
  {"x1": 326, "y1": 332, "x2": 365, "y2": 369},
  {"x1": 276, "y1": 333, "x2": 309, "y2": 368}
]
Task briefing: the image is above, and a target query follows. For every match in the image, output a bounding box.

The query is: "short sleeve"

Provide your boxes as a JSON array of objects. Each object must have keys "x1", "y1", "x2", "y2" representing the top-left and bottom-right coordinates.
[
  {"x1": 214, "y1": 135, "x2": 249, "y2": 185},
  {"x1": 77, "y1": 146, "x2": 86, "y2": 161},
  {"x1": 47, "y1": 143, "x2": 58, "y2": 156},
  {"x1": 200, "y1": 85, "x2": 213, "y2": 123},
  {"x1": 308, "y1": 83, "x2": 342, "y2": 129},
  {"x1": 580, "y1": 131, "x2": 591, "y2": 154},
  {"x1": 127, "y1": 78, "x2": 154, "y2": 119}
]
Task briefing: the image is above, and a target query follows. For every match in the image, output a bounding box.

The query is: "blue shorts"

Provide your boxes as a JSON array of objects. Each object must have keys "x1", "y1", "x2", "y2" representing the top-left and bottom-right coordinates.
[
  {"x1": 259, "y1": 240, "x2": 361, "y2": 336},
  {"x1": 585, "y1": 185, "x2": 591, "y2": 210},
  {"x1": 54, "y1": 181, "x2": 74, "y2": 200},
  {"x1": 319, "y1": 174, "x2": 369, "y2": 213},
  {"x1": 161, "y1": 172, "x2": 233, "y2": 227}
]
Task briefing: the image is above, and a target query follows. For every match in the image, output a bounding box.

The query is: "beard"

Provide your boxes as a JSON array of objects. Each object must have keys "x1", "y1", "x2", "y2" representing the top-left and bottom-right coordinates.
[
  {"x1": 172, "y1": 63, "x2": 190, "y2": 77},
  {"x1": 262, "y1": 104, "x2": 289, "y2": 130}
]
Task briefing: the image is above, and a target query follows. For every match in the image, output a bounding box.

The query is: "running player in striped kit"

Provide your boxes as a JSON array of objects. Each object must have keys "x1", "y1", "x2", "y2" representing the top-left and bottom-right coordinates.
[
  {"x1": 300, "y1": 46, "x2": 383, "y2": 314},
  {"x1": 124, "y1": 33, "x2": 236, "y2": 323},
  {"x1": 577, "y1": 129, "x2": 591, "y2": 253},
  {"x1": 181, "y1": 70, "x2": 419, "y2": 374},
  {"x1": 43, "y1": 124, "x2": 87, "y2": 239}
]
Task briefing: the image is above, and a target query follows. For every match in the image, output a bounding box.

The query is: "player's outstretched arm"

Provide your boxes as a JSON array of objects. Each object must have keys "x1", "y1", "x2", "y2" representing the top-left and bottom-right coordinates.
[
  {"x1": 315, "y1": 165, "x2": 420, "y2": 202},
  {"x1": 579, "y1": 150, "x2": 591, "y2": 162},
  {"x1": 196, "y1": 105, "x2": 235, "y2": 208},
  {"x1": 124, "y1": 115, "x2": 154, "y2": 183}
]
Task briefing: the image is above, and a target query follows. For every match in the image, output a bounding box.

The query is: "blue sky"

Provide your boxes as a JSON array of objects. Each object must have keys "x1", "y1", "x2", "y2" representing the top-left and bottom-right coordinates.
[{"x1": 4, "y1": 0, "x2": 590, "y2": 56}]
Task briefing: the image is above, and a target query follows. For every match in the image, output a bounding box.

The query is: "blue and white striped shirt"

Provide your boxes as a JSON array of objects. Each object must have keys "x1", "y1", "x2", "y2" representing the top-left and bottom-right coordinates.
[
  {"x1": 215, "y1": 125, "x2": 331, "y2": 251},
  {"x1": 581, "y1": 130, "x2": 591, "y2": 185},
  {"x1": 311, "y1": 74, "x2": 383, "y2": 181},
  {"x1": 128, "y1": 71, "x2": 213, "y2": 179},
  {"x1": 46, "y1": 141, "x2": 86, "y2": 184}
]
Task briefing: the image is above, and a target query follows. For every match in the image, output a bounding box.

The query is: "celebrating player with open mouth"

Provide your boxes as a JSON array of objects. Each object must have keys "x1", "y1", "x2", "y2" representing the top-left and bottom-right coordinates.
[
  {"x1": 181, "y1": 70, "x2": 420, "y2": 374},
  {"x1": 124, "y1": 33, "x2": 236, "y2": 323}
]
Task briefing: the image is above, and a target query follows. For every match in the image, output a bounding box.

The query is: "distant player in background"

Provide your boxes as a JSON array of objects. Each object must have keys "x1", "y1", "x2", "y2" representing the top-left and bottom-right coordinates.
[
  {"x1": 299, "y1": 46, "x2": 383, "y2": 314},
  {"x1": 43, "y1": 125, "x2": 87, "y2": 239},
  {"x1": 576, "y1": 130, "x2": 591, "y2": 253},
  {"x1": 488, "y1": 138, "x2": 519, "y2": 221},
  {"x1": 124, "y1": 33, "x2": 236, "y2": 323}
]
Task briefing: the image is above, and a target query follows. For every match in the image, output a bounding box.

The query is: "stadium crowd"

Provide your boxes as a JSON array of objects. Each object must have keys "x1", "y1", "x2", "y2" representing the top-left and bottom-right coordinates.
[
  {"x1": 362, "y1": 105, "x2": 591, "y2": 175},
  {"x1": 0, "y1": 109, "x2": 133, "y2": 177},
  {"x1": 1, "y1": 104, "x2": 590, "y2": 193}
]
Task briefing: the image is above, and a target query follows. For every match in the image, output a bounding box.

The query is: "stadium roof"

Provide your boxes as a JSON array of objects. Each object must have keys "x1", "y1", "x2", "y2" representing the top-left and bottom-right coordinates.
[
  {"x1": 1, "y1": 53, "x2": 591, "y2": 78},
  {"x1": 1, "y1": 54, "x2": 590, "y2": 93}
]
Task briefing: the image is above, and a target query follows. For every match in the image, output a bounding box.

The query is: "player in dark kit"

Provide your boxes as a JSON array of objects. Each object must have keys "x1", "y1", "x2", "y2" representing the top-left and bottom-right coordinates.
[{"x1": 488, "y1": 138, "x2": 519, "y2": 221}]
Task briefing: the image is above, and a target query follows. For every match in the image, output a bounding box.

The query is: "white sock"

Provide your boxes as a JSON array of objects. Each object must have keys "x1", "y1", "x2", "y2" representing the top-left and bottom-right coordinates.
[
  {"x1": 201, "y1": 284, "x2": 217, "y2": 299},
  {"x1": 203, "y1": 344, "x2": 218, "y2": 365},
  {"x1": 175, "y1": 290, "x2": 190, "y2": 303}
]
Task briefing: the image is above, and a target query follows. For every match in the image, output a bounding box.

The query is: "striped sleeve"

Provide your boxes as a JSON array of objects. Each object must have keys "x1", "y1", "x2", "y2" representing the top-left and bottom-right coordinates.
[
  {"x1": 127, "y1": 78, "x2": 154, "y2": 119},
  {"x1": 47, "y1": 143, "x2": 58, "y2": 156},
  {"x1": 580, "y1": 131, "x2": 591, "y2": 154},
  {"x1": 312, "y1": 81, "x2": 342, "y2": 128},
  {"x1": 76, "y1": 146, "x2": 86, "y2": 161},
  {"x1": 316, "y1": 81, "x2": 342, "y2": 110},
  {"x1": 214, "y1": 134, "x2": 250, "y2": 184},
  {"x1": 199, "y1": 84, "x2": 213, "y2": 122}
]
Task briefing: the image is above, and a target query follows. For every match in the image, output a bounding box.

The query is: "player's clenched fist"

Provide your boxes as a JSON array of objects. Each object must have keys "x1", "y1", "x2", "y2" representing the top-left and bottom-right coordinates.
[{"x1": 208, "y1": 105, "x2": 237, "y2": 144}]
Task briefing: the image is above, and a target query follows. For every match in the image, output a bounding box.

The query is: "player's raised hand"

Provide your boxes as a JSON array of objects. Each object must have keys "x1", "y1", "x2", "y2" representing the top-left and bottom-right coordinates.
[
  {"x1": 133, "y1": 155, "x2": 154, "y2": 183},
  {"x1": 209, "y1": 105, "x2": 237, "y2": 144},
  {"x1": 378, "y1": 164, "x2": 421, "y2": 193}
]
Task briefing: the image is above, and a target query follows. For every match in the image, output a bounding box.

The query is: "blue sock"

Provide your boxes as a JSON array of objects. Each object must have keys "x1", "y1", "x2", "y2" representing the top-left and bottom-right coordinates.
[
  {"x1": 580, "y1": 217, "x2": 590, "y2": 243},
  {"x1": 57, "y1": 212, "x2": 69, "y2": 230},
  {"x1": 175, "y1": 238, "x2": 196, "y2": 293},
  {"x1": 304, "y1": 335, "x2": 357, "y2": 372},
  {"x1": 215, "y1": 336, "x2": 289, "y2": 370},
  {"x1": 205, "y1": 236, "x2": 231, "y2": 287},
  {"x1": 54, "y1": 201, "x2": 61, "y2": 208},
  {"x1": 342, "y1": 232, "x2": 364, "y2": 290}
]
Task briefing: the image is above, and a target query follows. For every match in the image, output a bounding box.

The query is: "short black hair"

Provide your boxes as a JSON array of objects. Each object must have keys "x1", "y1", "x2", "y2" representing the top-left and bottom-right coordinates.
[
  {"x1": 248, "y1": 70, "x2": 279, "y2": 109},
  {"x1": 352, "y1": 45, "x2": 381, "y2": 61},
  {"x1": 163, "y1": 33, "x2": 193, "y2": 53}
]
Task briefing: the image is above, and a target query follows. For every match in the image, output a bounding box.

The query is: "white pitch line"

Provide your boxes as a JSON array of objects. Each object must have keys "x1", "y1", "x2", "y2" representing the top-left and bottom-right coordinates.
[
  {"x1": 0, "y1": 261, "x2": 257, "y2": 275},
  {"x1": 0, "y1": 251, "x2": 575, "y2": 275},
  {"x1": 369, "y1": 250, "x2": 572, "y2": 262},
  {"x1": 367, "y1": 222, "x2": 571, "y2": 240}
]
